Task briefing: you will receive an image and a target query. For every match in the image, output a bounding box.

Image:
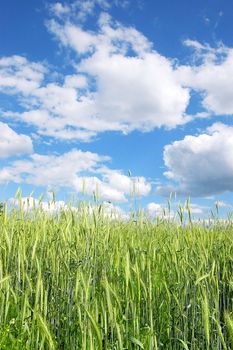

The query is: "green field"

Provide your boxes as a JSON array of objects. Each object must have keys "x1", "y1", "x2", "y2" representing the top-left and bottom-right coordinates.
[{"x1": 0, "y1": 199, "x2": 233, "y2": 349}]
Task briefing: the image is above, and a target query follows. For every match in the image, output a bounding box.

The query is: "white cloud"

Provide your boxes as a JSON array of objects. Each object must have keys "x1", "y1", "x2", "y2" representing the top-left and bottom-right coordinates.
[
  {"x1": 71, "y1": 169, "x2": 151, "y2": 202},
  {"x1": 0, "y1": 55, "x2": 46, "y2": 94},
  {"x1": 49, "y1": 0, "x2": 110, "y2": 22},
  {"x1": 178, "y1": 41, "x2": 233, "y2": 115},
  {"x1": 147, "y1": 202, "x2": 164, "y2": 215},
  {"x1": 215, "y1": 200, "x2": 230, "y2": 208},
  {"x1": 113, "y1": 0, "x2": 130, "y2": 8},
  {"x1": 100, "y1": 169, "x2": 151, "y2": 196},
  {"x1": 8, "y1": 196, "x2": 129, "y2": 219},
  {"x1": 146, "y1": 202, "x2": 174, "y2": 219},
  {"x1": 7, "y1": 149, "x2": 108, "y2": 187},
  {"x1": 101, "y1": 201, "x2": 129, "y2": 220},
  {"x1": 183, "y1": 39, "x2": 206, "y2": 51},
  {"x1": 73, "y1": 176, "x2": 127, "y2": 201},
  {"x1": 82, "y1": 201, "x2": 129, "y2": 220},
  {"x1": 48, "y1": 20, "x2": 97, "y2": 54},
  {"x1": 0, "y1": 149, "x2": 151, "y2": 202},
  {"x1": 2, "y1": 3, "x2": 233, "y2": 202},
  {"x1": 64, "y1": 74, "x2": 88, "y2": 88},
  {"x1": 0, "y1": 122, "x2": 33, "y2": 158},
  {"x1": 49, "y1": 0, "x2": 134, "y2": 21},
  {"x1": 45, "y1": 14, "x2": 191, "y2": 132},
  {"x1": 158, "y1": 123, "x2": 233, "y2": 197},
  {"x1": 8, "y1": 197, "x2": 71, "y2": 214},
  {"x1": 79, "y1": 51, "x2": 190, "y2": 130},
  {"x1": 147, "y1": 201, "x2": 208, "y2": 221},
  {"x1": 1, "y1": 13, "x2": 191, "y2": 142},
  {"x1": 2, "y1": 14, "x2": 233, "y2": 144},
  {"x1": 49, "y1": 2, "x2": 71, "y2": 18},
  {"x1": 187, "y1": 203, "x2": 205, "y2": 214},
  {"x1": 0, "y1": 168, "x2": 20, "y2": 183}
]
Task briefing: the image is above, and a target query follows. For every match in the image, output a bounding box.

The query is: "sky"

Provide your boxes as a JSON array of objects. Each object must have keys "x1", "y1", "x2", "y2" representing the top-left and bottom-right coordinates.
[{"x1": 1, "y1": 0, "x2": 233, "y2": 218}]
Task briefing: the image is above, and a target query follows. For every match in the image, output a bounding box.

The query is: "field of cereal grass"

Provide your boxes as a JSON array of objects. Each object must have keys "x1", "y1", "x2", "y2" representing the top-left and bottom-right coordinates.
[{"x1": 0, "y1": 196, "x2": 232, "y2": 349}]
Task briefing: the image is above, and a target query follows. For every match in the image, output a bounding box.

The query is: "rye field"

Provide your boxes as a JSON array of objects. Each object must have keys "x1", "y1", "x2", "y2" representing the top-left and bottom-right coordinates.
[{"x1": 0, "y1": 199, "x2": 233, "y2": 349}]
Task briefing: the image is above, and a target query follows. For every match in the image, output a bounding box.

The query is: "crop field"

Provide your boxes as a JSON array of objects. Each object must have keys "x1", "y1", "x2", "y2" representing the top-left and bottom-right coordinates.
[{"x1": 0, "y1": 199, "x2": 233, "y2": 349}]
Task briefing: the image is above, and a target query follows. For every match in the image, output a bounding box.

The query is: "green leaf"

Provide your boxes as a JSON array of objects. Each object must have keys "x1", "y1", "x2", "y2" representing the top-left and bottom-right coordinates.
[
  {"x1": 130, "y1": 337, "x2": 144, "y2": 349},
  {"x1": 195, "y1": 273, "x2": 210, "y2": 285},
  {"x1": 178, "y1": 339, "x2": 189, "y2": 350}
]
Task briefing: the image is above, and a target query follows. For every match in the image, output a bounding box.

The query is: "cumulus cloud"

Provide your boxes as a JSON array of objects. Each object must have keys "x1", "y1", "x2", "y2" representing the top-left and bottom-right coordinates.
[
  {"x1": 99, "y1": 201, "x2": 129, "y2": 220},
  {"x1": 8, "y1": 196, "x2": 71, "y2": 214},
  {"x1": 1, "y1": 9, "x2": 191, "y2": 142},
  {"x1": 178, "y1": 41, "x2": 233, "y2": 115},
  {"x1": 4, "y1": 11, "x2": 233, "y2": 145},
  {"x1": 0, "y1": 149, "x2": 151, "y2": 202},
  {"x1": 8, "y1": 196, "x2": 129, "y2": 220},
  {"x1": 187, "y1": 203, "x2": 205, "y2": 215},
  {"x1": 147, "y1": 201, "x2": 208, "y2": 221},
  {"x1": 215, "y1": 200, "x2": 231, "y2": 208},
  {"x1": 146, "y1": 202, "x2": 175, "y2": 219},
  {"x1": 147, "y1": 202, "x2": 164, "y2": 216},
  {"x1": 158, "y1": 123, "x2": 233, "y2": 197},
  {"x1": 47, "y1": 14, "x2": 190, "y2": 132},
  {"x1": 0, "y1": 55, "x2": 46, "y2": 94},
  {"x1": 83, "y1": 201, "x2": 129, "y2": 221},
  {"x1": 100, "y1": 169, "x2": 151, "y2": 197},
  {"x1": 0, "y1": 122, "x2": 33, "y2": 158},
  {"x1": 2, "y1": 1, "x2": 233, "y2": 203},
  {"x1": 1, "y1": 10, "x2": 233, "y2": 144}
]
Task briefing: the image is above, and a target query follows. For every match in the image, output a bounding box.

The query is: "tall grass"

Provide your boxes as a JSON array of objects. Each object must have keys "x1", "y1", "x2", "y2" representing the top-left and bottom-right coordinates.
[{"x1": 0, "y1": 197, "x2": 232, "y2": 349}]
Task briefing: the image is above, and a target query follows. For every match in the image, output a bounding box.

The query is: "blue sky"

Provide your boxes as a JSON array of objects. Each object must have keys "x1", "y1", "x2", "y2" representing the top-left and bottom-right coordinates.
[{"x1": 1, "y1": 0, "x2": 233, "y2": 217}]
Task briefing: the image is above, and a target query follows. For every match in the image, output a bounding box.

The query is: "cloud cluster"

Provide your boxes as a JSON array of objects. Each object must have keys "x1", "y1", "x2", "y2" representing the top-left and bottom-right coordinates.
[
  {"x1": 49, "y1": 0, "x2": 110, "y2": 21},
  {"x1": 47, "y1": 13, "x2": 190, "y2": 131},
  {"x1": 8, "y1": 196, "x2": 70, "y2": 214},
  {"x1": 178, "y1": 41, "x2": 233, "y2": 115},
  {"x1": 0, "y1": 122, "x2": 33, "y2": 158},
  {"x1": 1, "y1": 10, "x2": 191, "y2": 142},
  {"x1": 1, "y1": 6, "x2": 233, "y2": 145},
  {"x1": 2, "y1": 1, "x2": 233, "y2": 202},
  {"x1": 8, "y1": 196, "x2": 129, "y2": 220},
  {"x1": 147, "y1": 202, "x2": 165, "y2": 216},
  {"x1": 0, "y1": 55, "x2": 46, "y2": 94},
  {"x1": 146, "y1": 201, "x2": 206, "y2": 218},
  {"x1": 49, "y1": 0, "x2": 138, "y2": 21},
  {"x1": 0, "y1": 149, "x2": 151, "y2": 202},
  {"x1": 158, "y1": 123, "x2": 233, "y2": 197}
]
